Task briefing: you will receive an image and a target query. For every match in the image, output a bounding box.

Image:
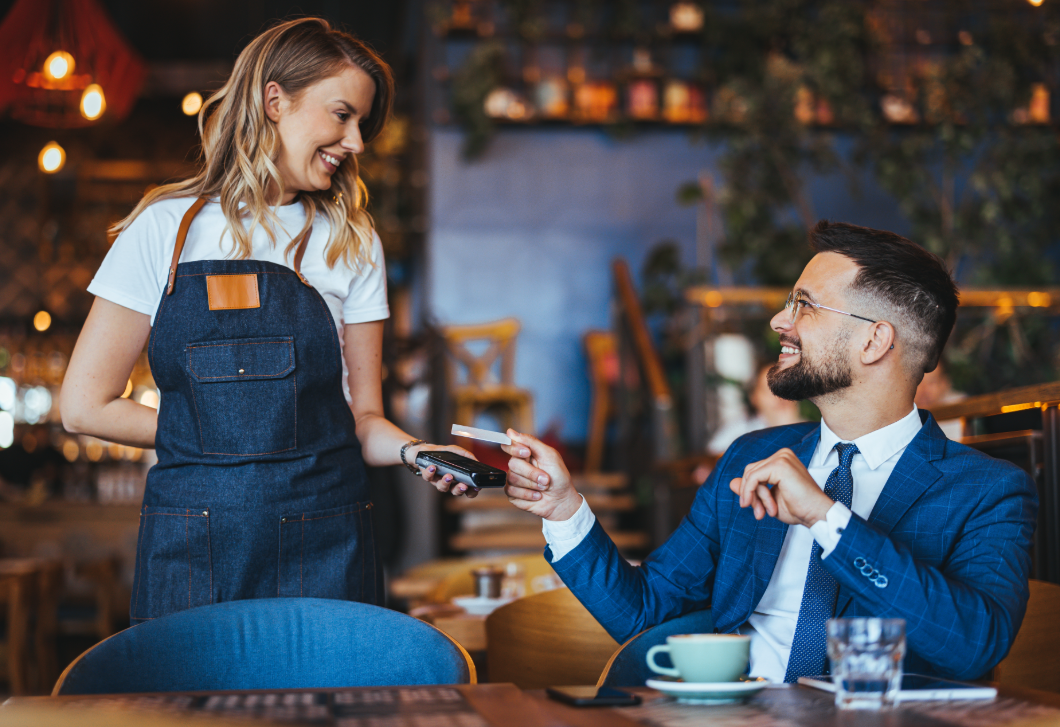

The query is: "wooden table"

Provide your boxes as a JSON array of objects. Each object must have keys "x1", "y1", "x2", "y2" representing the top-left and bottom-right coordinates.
[{"x1": 5, "y1": 682, "x2": 1060, "y2": 726}]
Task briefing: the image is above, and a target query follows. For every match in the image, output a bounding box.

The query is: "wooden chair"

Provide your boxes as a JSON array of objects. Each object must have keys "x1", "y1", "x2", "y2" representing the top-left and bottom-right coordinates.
[
  {"x1": 441, "y1": 318, "x2": 534, "y2": 433},
  {"x1": 584, "y1": 330, "x2": 619, "y2": 474},
  {"x1": 931, "y1": 381, "x2": 1060, "y2": 582},
  {"x1": 0, "y1": 559, "x2": 42, "y2": 695},
  {"x1": 485, "y1": 587, "x2": 618, "y2": 688},
  {"x1": 992, "y1": 579, "x2": 1060, "y2": 692},
  {"x1": 32, "y1": 559, "x2": 63, "y2": 694}
]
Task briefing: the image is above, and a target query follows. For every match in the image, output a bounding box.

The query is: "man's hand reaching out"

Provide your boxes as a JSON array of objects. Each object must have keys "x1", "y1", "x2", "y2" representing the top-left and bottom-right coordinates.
[{"x1": 502, "y1": 430, "x2": 582, "y2": 522}]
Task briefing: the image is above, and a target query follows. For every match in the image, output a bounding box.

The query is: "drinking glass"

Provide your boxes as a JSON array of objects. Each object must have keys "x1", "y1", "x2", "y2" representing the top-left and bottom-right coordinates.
[{"x1": 826, "y1": 618, "x2": 905, "y2": 710}]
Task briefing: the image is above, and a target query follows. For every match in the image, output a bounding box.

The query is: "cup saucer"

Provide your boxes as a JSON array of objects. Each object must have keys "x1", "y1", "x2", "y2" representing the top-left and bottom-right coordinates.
[
  {"x1": 451, "y1": 595, "x2": 515, "y2": 615},
  {"x1": 645, "y1": 676, "x2": 770, "y2": 704}
]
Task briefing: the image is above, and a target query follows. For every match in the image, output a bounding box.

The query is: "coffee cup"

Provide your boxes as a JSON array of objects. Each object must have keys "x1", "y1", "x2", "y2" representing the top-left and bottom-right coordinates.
[{"x1": 646, "y1": 633, "x2": 751, "y2": 683}]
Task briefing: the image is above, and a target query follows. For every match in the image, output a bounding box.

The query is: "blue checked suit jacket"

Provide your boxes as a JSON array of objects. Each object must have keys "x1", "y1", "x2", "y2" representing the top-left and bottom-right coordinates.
[{"x1": 547, "y1": 411, "x2": 1038, "y2": 680}]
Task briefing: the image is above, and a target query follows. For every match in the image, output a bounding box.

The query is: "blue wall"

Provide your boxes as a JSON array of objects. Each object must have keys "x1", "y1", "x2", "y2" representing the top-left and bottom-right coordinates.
[{"x1": 427, "y1": 127, "x2": 902, "y2": 441}]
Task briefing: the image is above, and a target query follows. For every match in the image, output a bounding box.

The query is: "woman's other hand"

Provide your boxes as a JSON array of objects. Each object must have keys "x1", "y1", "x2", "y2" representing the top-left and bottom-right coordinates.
[{"x1": 406, "y1": 443, "x2": 481, "y2": 498}]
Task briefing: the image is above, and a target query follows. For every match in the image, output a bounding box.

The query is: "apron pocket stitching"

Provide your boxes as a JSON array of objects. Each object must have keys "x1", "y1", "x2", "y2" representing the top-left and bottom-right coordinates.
[
  {"x1": 277, "y1": 502, "x2": 370, "y2": 602},
  {"x1": 132, "y1": 509, "x2": 211, "y2": 621},
  {"x1": 357, "y1": 506, "x2": 365, "y2": 603},
  {"x1": 134, "y1": 508, "x2": 146, "y2": 620}
]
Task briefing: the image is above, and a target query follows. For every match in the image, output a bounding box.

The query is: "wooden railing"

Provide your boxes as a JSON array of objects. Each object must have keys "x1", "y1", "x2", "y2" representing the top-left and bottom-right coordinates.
[
  {"x1": 931, "y1": 382, "x2": 1060, "y2": 422},
  {"x1": 685, "y1": 286, "x2": 1060, "y2": 311},
  {"x1": 612, "y1": 260, "x2": 679, "y2": 464}
]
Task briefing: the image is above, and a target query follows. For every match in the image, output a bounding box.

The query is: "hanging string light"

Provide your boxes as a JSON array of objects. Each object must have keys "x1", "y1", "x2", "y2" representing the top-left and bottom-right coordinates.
[
  {"x1": 0, "y1": 0, "x2": 144, "y2": 128},
  {"x1": 38, "y1": 141, "x2": 66, "y2": 173},
  {"x1": 43, "y1": 50, "x2": 74, "y2": 81},
  {"x1": 80, "y1": 82, "x2": 105, "y2": 119}
]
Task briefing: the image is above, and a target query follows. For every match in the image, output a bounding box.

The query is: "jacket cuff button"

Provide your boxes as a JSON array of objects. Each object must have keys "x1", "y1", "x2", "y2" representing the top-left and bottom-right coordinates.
[
  {"x1": 854, "y1": 557, "x2": 866, "y2": 568},
  {"x1": 874, "y1": 575, "x2": 889, "y2": 588}
]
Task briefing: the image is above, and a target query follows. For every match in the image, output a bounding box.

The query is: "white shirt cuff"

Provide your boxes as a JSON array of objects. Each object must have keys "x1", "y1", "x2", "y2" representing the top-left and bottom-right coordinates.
[
  {"x1": 541, "y1": 495, "x2": 595, "y2": 562},
  {"x1": 809, "y1": 502, "x2": 852, "y2": 559}
]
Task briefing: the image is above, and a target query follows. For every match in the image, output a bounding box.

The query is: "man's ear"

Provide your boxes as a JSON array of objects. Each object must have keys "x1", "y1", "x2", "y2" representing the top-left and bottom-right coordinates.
[
  {"x1": 263, "y1": 81, "x2": 285, "y2": 123},
  {"x1": 861, "y1": 321, "x2": 896, "y2": 365}
]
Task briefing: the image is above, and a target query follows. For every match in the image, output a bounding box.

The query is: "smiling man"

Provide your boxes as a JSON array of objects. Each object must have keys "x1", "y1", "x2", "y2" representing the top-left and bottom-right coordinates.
[{"x1": 503, "y1": 221, "x2": 1037, "y2": 683}]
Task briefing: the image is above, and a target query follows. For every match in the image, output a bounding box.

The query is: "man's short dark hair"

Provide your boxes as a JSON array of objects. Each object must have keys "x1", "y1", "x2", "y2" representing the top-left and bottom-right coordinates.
[{"x1": 809, "y1": 220, "x2": 959, "y2": 374}]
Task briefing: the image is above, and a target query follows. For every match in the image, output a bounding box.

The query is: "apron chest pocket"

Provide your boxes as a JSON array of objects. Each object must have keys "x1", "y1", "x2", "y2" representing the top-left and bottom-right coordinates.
[{"x1": 186, "y1": 336, "x2": 297, "y2": 456}]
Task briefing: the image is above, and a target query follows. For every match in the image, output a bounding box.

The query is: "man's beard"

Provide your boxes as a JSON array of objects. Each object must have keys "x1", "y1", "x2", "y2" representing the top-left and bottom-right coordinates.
[{"x1": 767, "y1": 333, "x2": 853, "y2": 402}]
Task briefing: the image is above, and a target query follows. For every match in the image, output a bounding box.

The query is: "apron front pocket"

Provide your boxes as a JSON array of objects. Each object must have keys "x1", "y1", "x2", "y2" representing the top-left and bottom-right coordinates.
[
  {"x1": 186, "y1": 336, "x2": 297, "y2": 456},
  {"x1": 132, "y1": 506, "x2": 212, "y2": 621},
  {"x1": 278, "y1": 501, "x2": 376, "y2": 603}
]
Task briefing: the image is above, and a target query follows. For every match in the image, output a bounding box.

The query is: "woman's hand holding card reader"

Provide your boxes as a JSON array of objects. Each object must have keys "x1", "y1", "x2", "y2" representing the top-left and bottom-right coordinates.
[{"x1": 415, "y1": 451, "x2": 506, "y2": 489}]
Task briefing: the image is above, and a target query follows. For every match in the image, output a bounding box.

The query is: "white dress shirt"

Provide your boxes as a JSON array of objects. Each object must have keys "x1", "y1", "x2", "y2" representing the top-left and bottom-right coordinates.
[{"x1": 542, "y1": 406, "x2": 924, "y2": 682}]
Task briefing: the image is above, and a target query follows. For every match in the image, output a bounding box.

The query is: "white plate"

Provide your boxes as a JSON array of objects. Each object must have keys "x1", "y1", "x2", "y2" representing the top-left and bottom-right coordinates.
[
  {"x1": 646, "y1": 677, "x2": 770, "y2": 704},
  {"x1": 452, "y1": 595, "x2": 515, "y2": 616}
]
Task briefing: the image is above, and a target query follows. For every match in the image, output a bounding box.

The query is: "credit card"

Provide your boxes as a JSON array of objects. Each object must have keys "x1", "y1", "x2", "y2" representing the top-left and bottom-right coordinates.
[{"x1": 451, "y1": 423, "x2": 512, "y2": 446}]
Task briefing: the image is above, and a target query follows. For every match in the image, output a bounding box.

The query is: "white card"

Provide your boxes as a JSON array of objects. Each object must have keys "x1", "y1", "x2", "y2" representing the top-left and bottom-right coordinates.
[{"x1": 451, "y1": 424, "x2": 512, "y2": 446}]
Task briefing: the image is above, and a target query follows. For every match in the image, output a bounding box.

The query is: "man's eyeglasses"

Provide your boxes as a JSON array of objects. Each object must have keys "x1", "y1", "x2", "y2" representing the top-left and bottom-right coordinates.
[{"x1": 784, "y1": 290, "x2": 877, "y2": 324}]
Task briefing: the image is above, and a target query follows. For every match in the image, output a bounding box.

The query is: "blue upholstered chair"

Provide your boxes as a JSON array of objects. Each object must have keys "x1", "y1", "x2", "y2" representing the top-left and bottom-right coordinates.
[
  {"x1": 597, "y1": 609, "x2": 714, "y2": 687},
  {"x1": 54, "y1": 598, "x2": 475, "y2": 695}
]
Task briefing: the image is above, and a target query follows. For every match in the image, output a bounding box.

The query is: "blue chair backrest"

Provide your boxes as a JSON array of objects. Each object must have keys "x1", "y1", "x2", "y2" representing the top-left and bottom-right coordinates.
[
  {"x1": 599, "y1": 609, "x2": 714, "y2": 687},
  {"x1": 56, "y1": 598, "x2": 473, "y2": 695}
]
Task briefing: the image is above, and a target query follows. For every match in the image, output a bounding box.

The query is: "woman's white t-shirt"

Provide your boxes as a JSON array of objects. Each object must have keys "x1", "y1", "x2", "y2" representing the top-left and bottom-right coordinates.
[{"x1": 87, "y1": 197, "x2": 389, "y2": 404}]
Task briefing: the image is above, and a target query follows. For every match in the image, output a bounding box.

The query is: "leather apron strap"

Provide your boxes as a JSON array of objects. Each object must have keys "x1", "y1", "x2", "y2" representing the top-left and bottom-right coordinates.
[{"x1": 166, "y1": 197, "x2": 315, "y2": 294}]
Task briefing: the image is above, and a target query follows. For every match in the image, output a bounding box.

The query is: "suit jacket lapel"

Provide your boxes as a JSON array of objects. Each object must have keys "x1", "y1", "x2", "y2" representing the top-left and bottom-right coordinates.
[
  {"x1": 835, "y1": 411, "x2": 945, "y2": 616},
  {"x1": 750, "y1": 428, "x2": 821, "y2": 604}
]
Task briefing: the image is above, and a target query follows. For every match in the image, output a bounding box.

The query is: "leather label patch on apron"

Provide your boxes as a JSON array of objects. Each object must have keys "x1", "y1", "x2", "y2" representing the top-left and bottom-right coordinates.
[{"x1": 206, "y1": 274, "x2": 260, "y2": 310}]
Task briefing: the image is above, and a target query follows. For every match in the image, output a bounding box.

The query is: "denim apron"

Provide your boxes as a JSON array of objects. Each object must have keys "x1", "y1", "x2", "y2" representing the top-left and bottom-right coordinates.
[{"x1": 130, "y1": 197, "x2": 379, "y2": 624}]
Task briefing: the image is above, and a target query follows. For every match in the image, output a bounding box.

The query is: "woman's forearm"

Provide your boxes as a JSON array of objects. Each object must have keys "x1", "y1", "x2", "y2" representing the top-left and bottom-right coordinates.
[
  {"x1": 353, "y1": 412, "x2": 417, "y2": 467},
  {"x1": 61, "y1": 298, "x2": 156, "y2": 449},
  {"x1": 63, "y1": 397, "x2": 158, "y2": 449}
]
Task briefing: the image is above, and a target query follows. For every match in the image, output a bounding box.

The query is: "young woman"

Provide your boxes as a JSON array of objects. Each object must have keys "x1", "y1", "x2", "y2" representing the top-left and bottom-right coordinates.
[{"x1": 61, "y1": 18, "x2": 475, "y2": 624}]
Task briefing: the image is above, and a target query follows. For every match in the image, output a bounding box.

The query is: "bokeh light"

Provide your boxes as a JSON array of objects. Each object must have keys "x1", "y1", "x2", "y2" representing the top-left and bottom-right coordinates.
[
  {"x1": 33, "y1": 310, "x2": 51, "y2": 331},
  {"x1": 44, "y1": 51, "x2": 74, "y2": 81},
  {"x1": 80, "y1": 84, "x2": 106, "y2": 120},
  {"x1": 38, "y1": 142, "x2": 65, "y2": 173},
  {"x1": 182, "y1": 92, "x2": 203, "y2": 116}
]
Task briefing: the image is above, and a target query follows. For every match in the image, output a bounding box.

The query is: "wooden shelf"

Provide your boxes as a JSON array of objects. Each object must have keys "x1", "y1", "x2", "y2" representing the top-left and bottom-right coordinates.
[
  {"x1": 446, "y1": 490, "x2": 636, "y2": 512},
  {"x1": 571, "y1": 472, "x2": 630, "y2": 490},
  {"x1": 0, "y1": 502, "x2": 140, "y2": 523}
]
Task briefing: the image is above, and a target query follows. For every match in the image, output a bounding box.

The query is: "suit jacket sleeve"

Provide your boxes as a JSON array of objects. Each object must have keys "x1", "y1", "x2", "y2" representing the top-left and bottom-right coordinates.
[
  {"x1": 546, "y1": 452, "x2": 731, "y2": 644},
  {"x1": 823, "y1": 463, "x2": 1037, "y2": 680}
]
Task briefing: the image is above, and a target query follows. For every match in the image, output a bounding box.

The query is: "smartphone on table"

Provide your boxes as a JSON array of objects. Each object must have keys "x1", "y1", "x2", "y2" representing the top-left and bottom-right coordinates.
[
  {"x1": 797, "y1": 674, "x2": 997, "y2": 701},
  {"x1": 415, "y1": 451, "x2": 506, "y2": 489},
  {"x1": 546, "y1": 686, "x2": 642, "y2": 707}
]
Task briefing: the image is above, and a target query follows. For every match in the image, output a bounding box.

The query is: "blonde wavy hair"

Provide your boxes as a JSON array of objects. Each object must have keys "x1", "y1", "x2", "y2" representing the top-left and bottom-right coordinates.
[{"x1": 112, "y1": 17, "x2": 394, "y2": 270}]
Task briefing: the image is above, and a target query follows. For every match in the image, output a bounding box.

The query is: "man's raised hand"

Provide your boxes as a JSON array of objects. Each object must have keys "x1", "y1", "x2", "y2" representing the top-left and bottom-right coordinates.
[{"x1": 729, "y1": 448, "x2": 834, "y2": 528}]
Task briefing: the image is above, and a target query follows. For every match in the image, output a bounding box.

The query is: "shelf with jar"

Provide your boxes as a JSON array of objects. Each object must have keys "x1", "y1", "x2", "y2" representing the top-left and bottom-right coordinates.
[
  {"x1": 431, "y1": 2, "x2": 716, "y2": 133},
  {"x1": 427, "y1": 0, "x2": 1055, "y2": 161}
]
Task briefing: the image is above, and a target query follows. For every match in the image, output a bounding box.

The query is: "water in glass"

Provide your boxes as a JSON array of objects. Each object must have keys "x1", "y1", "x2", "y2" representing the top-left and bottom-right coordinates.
[{"x1": 826, "y1": 618, "x2": 905, "y2": 710}]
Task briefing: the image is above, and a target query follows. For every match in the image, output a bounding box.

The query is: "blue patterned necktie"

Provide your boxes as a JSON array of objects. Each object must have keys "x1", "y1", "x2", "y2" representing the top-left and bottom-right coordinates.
[{"x1": 783, "y1": 442, "x2": 859, "y2": 683}]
